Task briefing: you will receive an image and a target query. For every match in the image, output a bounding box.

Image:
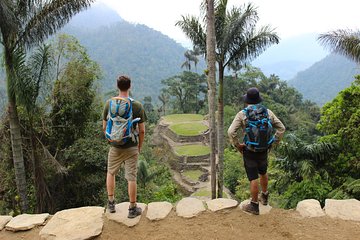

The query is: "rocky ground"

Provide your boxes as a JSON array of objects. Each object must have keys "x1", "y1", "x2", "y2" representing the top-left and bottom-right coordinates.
[{"x1": 1, "y1": 206, "x2": 359, "y2": 240}]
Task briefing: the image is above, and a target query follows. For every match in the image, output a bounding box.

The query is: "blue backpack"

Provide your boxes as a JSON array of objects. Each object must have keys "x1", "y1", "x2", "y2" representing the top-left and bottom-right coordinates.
[
  {"x1": 242, "y1": 104, "x2": 274, "y2": 152},
  {"x1": 105, "y1": 97, "x2": 140, "y2": 145}
]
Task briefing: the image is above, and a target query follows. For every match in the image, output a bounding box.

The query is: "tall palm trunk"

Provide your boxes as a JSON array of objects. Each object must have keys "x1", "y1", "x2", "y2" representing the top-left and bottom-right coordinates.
[
  {"x1": 5, "y1": 46, "x2": 28, "y2": 212},
  {"x1": 206, "y1": 0, "x2": 217, "y2": 199},
  {"x1": 217, "y1": 64, "x2": 224, "y2": 198}
]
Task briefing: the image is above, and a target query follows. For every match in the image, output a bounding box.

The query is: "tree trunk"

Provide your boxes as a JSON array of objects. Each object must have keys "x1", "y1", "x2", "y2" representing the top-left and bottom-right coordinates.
[
  {"x1": 8, "y1": 99, "x2": 28, "y2": 211},
  {"x1": 5, "y1": 47, "x2": 28, "y2": 212},
  {"x1": 217, "y1": 64, "x2": 224, "y2": 198},
  {"x1": 206, "y1": 0, "x2": 217, "y2": 199}
]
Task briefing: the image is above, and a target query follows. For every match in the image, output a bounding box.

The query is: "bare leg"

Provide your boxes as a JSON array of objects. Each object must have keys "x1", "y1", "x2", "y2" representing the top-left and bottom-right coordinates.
[
  {"x1": 250, "y1": 179, "x2": 259, "y2": 202},
  {"x1": 107, "y1": 173, "x2": 115, "y2": 201},
  {"x1": 260, "y1": 173, "x2": 268, "y2": 193},
  {"x1": 128, "y1": 180, "x2": 137, "y2": 206}
]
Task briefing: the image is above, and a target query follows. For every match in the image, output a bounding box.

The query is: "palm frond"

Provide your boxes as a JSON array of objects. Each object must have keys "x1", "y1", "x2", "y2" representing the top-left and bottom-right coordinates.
[
  {"x1": 303, "y1": 141, "x2": 338, "y2": 162},
  {"x1": 318, "y1": 29, "x2": 360, "y2": 64},
  {"x1": 19, "y1": 0, "x2": 95, "y2": 48},
  {"x1": 226, "y1": 25, "x2": 279, "y2": 67},
  {"x1": 29, "y1": 44, "x2": 54, "y2": 106},
  {"x1": 298, "y1": 159, "x2": 315, "y2": 179},
  {"x1": 0, "y1": 0, "x2": 19, "y2": 44},
  {"x1": 220, "y1": 3, "x2": 258, "y2": 53},
  {"x1": 176, "y1": 15, "x2": 206, "y2": 54},
  {"x1": 11, "y1": 47, "x2": 32, "y2": 106}
]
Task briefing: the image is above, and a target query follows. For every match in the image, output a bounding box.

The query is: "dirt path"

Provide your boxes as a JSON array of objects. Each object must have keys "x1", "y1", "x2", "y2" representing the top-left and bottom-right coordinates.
[{"x1": 1, "y1": 208, "x2": 359, "y2": 240}]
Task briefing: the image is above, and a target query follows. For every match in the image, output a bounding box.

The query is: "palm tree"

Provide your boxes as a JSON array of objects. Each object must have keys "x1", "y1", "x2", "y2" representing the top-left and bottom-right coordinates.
[
  {"x1": 17, "y1": 45, "x2": 56, "y2": 213},
  {"x1": 181, "y1": 48, "x2": 201, "y2": 71},
  {"x1": 318, "y1": 29, "x2": 360, "y2": 64},
  {"x1": 177, "y1": 0, "x2": 279, "y2": 197},
  {"x1": 0, "y1": 0, "x2": 94, "y2": 211},
  {"x1": 205, "y1": 0, "x2": 217, "y2": 199},
  {"x1": 158, "y1": 92, "x2": 170, "y2": 116}
]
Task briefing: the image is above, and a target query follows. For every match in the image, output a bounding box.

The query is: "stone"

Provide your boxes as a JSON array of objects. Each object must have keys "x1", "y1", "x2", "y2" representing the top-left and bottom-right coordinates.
[
  {"x1": 146, "y1": 202, "x2": 173, "y2": 221},
  {"x1": 206, "y1": 198, "x2": 238, "y2": 212},
  {"x1": 0, "y1": 216, "x2": 12, "y2": 230},
  {"x1": 176, "y1": 197, "x2": 206, "y2": 218},
  {"x1": 105, "y1": 202, "x2": 146, "y2": 227},
  {"x1": 324, "y1": 199, "x2": 360, "y2": 221},
  {"x1": 239, "y1": 200, "x2": 272, "y2": 215},
  {"x1": 39, "y1": 206, "x2": 103, "y2": 240},
  {"x1": 6, "y1": 213, "x2": 49, "y2": 232},
  {"x1": 296, "y1": 199, "x2": 325, "y2": 218}
]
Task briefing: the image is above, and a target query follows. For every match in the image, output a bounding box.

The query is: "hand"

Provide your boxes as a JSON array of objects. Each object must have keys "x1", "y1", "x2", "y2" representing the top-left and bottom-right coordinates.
[
  {"x1": 138, "y1": 145, "x2": 142, "y2": 154},
  {"x1": 236, "y1": 143, "x2": 246, "y2": 154}
]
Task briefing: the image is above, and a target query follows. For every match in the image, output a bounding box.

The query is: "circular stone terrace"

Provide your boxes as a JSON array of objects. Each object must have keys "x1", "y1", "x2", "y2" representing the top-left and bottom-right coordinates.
[{"x1": 158, "y1": 114, "x2": 221, "y2": 198}]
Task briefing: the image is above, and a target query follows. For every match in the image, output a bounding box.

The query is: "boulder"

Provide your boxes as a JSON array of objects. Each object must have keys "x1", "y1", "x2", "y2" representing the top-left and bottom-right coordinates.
[
  {"x1": 146, "y1": 202, "x2": 173, "y2": 221},
  {"x1": 176, "y1": 197, "x2": 206, "y2": 218},
  {"x1": 324, "y1": 199, "x2": 360, "y2": 221},
  {"x1": 105, "y1": 202, "x2": 146, "y2": 227},
  {"x1": 206, "y1": 198, "x2": 238, "y2": 212},
  {"x1": 296, "y1": 199, "x2": 325, "y2": 218},
  {"x1": 0, "y1": 216, "x2": 12, "y2": 230},
  {"x1": 6, "y1": 213, "x2": 49, "y2": 232},
  {"x1": 39, "y1": 206, "x2": 104, "y2": 240}
]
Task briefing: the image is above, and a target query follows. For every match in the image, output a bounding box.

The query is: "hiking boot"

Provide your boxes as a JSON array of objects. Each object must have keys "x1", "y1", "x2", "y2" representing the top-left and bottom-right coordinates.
[
  {"x1": 259, "y1": 191, "x2": 269, "y2": 205},
  {"x1": 242, "y1": 201, "x2": 259, "y2": 215},
  {"x1": 128, "y1": 205, "x2": 142, "y2": 218},
  {"x1": 108, "y1": 200, "x2": 116, "y2": 213}
]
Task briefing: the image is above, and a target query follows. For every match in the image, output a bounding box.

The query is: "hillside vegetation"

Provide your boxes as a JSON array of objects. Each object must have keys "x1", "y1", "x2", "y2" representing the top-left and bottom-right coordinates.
[{"x1": 289, "y1": 53, "x2": 360, "y2": 105}]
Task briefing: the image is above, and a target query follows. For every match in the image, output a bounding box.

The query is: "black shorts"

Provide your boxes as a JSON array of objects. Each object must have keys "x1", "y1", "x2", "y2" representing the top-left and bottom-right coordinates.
[{"x1": 243, "y1": 148, "x2": 268, "y2": 181}]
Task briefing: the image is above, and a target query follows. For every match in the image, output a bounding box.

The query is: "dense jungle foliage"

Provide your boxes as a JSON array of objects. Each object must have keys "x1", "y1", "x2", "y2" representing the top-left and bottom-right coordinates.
[{"x1": 1, "y1": 32, "x2": 359, "y2": 214}]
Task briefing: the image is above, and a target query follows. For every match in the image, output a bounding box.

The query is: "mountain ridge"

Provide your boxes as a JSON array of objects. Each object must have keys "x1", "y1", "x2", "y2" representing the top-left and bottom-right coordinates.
[{"x1": 289, "y1": 53, "x2": 360, "y2": 106}]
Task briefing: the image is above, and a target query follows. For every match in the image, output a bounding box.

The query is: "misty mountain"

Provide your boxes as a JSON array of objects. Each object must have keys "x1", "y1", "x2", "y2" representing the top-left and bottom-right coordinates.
[
  {"x1": 69, "y1": 3, "x2": 123, "y2": 29},
  {"x1": 61, "y1": 3, "x2": 202, "y2": 100},
  {"x1": 288, "y1": 53, "x2": 360, "y2": 106},
  {"x1": 252, "y1": 33, "x2": 328, "y2": 80}
]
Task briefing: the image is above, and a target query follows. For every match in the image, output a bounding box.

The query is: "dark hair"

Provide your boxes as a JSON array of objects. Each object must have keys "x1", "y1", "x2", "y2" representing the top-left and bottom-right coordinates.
[{"x1": 117, "y1": 75, "x2": 131, "y2": 91}]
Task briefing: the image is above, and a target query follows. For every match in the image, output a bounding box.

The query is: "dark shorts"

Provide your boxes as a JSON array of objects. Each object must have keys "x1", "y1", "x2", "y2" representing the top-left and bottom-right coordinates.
[{"x1": 243, "y1": 148, "x2": 268, "y2": 181}]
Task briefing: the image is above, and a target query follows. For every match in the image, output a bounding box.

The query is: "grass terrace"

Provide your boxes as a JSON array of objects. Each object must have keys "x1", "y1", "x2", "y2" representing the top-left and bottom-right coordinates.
[
  {"x1": 163, "y1": 114, "x2": 204, "y2": 123},
  {"x1": 174, "y1": 144, "x2": 210, "y2": 156},
  {"x1": 169, "y1": 122, "x2": 208, "y2": 136},
  {"x1": 182, "y1": 170, "x2": 204, "y2": 182}
]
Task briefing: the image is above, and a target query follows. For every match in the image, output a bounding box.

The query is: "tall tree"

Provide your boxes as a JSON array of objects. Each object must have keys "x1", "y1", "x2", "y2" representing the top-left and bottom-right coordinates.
[
  {"x1": 318, "y1": 29, "x2": 360, "y2": 64},
  {"x1": 205, "y1": 0, "x2": 217, "y2": 198},
  {"x1": 158, "y1": 92, "x2": 170, "y2": 116},
  {"x1": 181, "y1": 48, "x2": 201, "y2": 71},
  {"x1": 0, "y1": 0, "x2": 94, "y2": 211},
  {"x1": 177, "y1": 0, "x2": 279, "y2": 197},
  {"x1": 161, "y1": 71, "x2": 206, "y2": 113}
]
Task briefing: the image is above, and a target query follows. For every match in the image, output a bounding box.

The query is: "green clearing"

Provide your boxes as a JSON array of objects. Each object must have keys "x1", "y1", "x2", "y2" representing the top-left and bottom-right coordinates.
[
  {"x1": 169, "y1": 122, "x2": 208, "y2": 136},
  {"x1": 182, "y1": 170, "x2": 203, "y2": 181},
  {"x1": 174, "y1": 144, "x2": 210, "y2": 156},
  {"x1": 163, "y1": 114, "x2": 204, "y2": 123}
]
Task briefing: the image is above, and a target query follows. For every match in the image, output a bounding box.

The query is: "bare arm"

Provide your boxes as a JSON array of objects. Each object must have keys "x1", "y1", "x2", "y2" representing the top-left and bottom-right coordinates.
[
  {"x1": 227, "y1": 111, "x2": 246, "y2": 152},
  {"x1": 138, "y1": 122, "x2": 145, "y2": 153},
  {"x1": 102, "y1": 120, "x2": 107, "y2": 133},
  {"x1": 268, "y1": 109, "x2": 286, "y2": 144}
]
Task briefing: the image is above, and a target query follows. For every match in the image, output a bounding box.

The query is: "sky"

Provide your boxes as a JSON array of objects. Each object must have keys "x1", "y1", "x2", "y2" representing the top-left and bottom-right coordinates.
[{"x1": 99, "y1": 0, "x2": 360, "y2": 48}]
